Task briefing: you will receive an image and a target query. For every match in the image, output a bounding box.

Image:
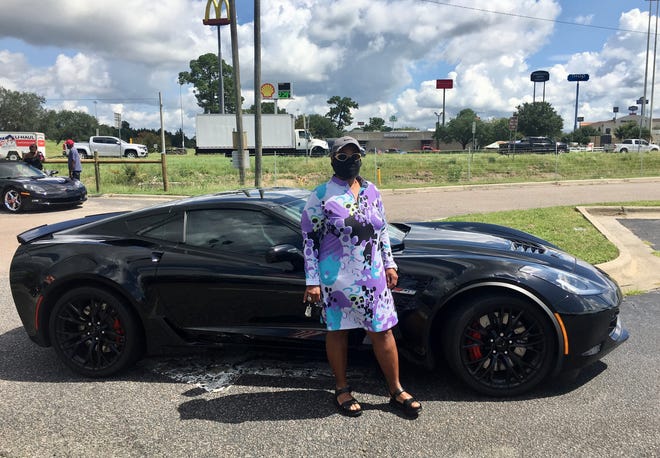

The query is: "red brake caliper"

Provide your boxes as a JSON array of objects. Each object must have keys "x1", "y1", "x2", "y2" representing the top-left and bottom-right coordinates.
[
  {"x1": 467, "y1": 325, "x2": 483, "y2": 360},
  {"x1": 113, "y1": 318, "x2": 124, "y2": 344}
]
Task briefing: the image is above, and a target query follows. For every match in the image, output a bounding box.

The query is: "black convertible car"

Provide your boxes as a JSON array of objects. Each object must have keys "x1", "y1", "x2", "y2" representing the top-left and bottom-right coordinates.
[
  {"x1": 1, "y1": 160, "x2": 87, "y2": 212},
  {"x1": 9, "y1": 188, "x2": 628, "y2": 396}
]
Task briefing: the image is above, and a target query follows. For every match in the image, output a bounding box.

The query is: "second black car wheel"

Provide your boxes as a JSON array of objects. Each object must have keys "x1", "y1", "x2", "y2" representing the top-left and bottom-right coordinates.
[
  {"x1": 443, "y1": 293, "x2": 556, "y2": 397},
  {"x1": 49, "y1": 287, "x2": 143, "y2": 377}
]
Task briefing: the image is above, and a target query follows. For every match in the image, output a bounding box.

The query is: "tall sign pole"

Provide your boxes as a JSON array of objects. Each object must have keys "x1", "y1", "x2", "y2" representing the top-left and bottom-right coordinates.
[
  {"x1": 202, "y1": 0, "x2": 230, "y2": 114},
  {"x1": 530, "y1": 70, "x2": 549, "y2": 103},
  {"x1": 435, "y1": 79, "x2": 453, "y2": 126},
  {"x1": 228, "y1": 0, "x2": 245, "y2": 184},
  {"x1": 567, "y1": 74, "x2": 589, "y2": 131},
  {"x1": 254, "y1": 0, "x2": 262, "y2": 187}
]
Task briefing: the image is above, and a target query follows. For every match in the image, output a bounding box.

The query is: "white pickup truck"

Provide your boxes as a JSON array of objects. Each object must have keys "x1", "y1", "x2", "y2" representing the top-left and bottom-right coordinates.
[
  {"x1": 64, "y1": 136, "x2": 149, "y2": 158},
  {"x1": 611, "y1": 138, "x2": 660, "y2": 153}
]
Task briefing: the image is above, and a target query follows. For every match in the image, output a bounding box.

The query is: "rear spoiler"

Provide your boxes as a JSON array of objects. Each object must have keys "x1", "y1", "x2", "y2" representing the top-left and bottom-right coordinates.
[{"x1": 16, "y1": 211, "x2": 129, "y2": 244}]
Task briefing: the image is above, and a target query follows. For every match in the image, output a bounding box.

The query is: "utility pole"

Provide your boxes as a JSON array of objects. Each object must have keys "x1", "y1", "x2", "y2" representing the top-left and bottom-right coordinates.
[
  {"x1": 229, "y1": 0, "x2": 245, "y2": 185},
  {"x1": 254, "y1": 0, "x2": 262, "y2": 187}
]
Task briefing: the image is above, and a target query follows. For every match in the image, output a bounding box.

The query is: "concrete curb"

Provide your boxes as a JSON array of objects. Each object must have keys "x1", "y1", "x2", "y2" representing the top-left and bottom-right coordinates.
[{"x1": 578, "y1": 206, "x2": 660, "y2": 293}]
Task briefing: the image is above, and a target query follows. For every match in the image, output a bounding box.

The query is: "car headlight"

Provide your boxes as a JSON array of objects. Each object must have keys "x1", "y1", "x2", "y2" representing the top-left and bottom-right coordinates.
[
  {"x1": 520, "y1": 265, "x2": 606, "y2": 295},
  {"x1": 23, "y1": 183, "x2": 46, "y2": 193}
]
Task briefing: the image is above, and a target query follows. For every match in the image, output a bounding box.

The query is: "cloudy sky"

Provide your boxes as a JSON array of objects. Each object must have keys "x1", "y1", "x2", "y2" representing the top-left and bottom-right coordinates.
[{"x1": 0, "y1": 0, "x2": 659, "y2": 137}]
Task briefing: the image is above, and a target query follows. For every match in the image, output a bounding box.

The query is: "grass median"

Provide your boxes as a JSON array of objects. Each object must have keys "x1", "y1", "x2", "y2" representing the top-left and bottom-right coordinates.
[{"x1": 43, "y1": 144, "x2": 660, "y2": 265}]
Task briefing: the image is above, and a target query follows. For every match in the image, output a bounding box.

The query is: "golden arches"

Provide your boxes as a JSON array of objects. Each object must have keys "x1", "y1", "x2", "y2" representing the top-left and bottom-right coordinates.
[{"x1": 203, "y1": 0, "x2": 230, "y2": 26}]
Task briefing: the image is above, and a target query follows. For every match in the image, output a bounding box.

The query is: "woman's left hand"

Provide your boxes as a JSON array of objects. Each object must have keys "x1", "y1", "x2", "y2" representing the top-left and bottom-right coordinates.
[{"x1": 385, "y1": 268, "x2": 398, "y2": 289}]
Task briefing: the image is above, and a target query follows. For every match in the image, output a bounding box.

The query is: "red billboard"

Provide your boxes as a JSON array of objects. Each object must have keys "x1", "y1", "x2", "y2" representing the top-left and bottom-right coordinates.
[{"x1": 436, "y1": 79, "x2": 453, "y2": 89}]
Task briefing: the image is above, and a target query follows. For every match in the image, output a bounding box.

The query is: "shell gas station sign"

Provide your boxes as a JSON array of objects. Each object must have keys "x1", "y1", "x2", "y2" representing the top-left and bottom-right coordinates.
[{"x1": 260, "y1": 83, "x2": 275, "y2": 99}]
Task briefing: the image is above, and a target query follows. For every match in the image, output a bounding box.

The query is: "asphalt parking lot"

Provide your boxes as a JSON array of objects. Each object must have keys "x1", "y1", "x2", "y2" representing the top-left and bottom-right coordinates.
[{"x1": 1, "y1": 180, "x2": 659, "y2": 456}]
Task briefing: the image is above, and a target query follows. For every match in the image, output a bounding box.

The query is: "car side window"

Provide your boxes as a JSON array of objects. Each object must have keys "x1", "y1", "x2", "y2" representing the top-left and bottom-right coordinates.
[{"x1": 183, "y1": 209, "x2": 300, "y2": 257}]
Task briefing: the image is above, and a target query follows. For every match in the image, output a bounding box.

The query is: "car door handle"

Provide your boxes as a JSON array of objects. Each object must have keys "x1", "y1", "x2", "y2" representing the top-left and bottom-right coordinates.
[{"x1": 151, "y1": 251, "x2": 164, "y2": 263}]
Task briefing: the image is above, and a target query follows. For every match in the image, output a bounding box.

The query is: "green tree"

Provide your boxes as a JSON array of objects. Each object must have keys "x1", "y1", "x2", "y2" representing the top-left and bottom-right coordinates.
[
  {"x1": 244, "y1": 102, "x2": 286, "y2": 114},
  {"x1": 307, "y1": 113, "x2": 340, "y2": 139},
  {"x1": 45, "y1": 109, "x2": 98, "y2": 143},
  {"x1": 570, "y1": 126, "x2": 599, "y2": 145},
  {"x1": 325, "y1": 96, "x2": 359, "y2": 132},
  {"x1": 446, "y1": 109, "x2": 483, "y2": 149},
  {"x1": 614, "y1": 121, "x2": 650, "y2": 141},
  {"x1": 480, "y1": 117, "x2": 512, "y2": 145},
  {"x1": 0, "y1": 87, "x2": 45, "y2": 131},
  {"x1": 515, "y1": 102, "x2": 563, "y2": 137},
  {"x1": 178, "y1": 53, "x2": 237, "y2": 114},
  {"x1": 363, "y1": 117, "x2": 387, "y2": 132}
]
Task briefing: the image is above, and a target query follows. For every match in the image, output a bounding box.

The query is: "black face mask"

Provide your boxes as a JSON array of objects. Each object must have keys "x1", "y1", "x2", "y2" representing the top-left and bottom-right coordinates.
[{"x1": 331, "y1": 155, "x2": 362, "y2": 180}]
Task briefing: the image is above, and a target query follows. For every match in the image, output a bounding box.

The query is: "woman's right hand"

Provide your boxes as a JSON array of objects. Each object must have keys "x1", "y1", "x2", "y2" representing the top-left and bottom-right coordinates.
[{"x1": 303, "y1": 285, "x2": 321, "y2": 303}]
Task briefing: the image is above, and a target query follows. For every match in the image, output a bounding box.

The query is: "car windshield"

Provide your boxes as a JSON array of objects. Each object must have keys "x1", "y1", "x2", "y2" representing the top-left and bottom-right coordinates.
[
  {"x1": 0, "y1": 162, "x2": 46, "y2": 179},
  {"x1": 279, "y1": 194, "x2": 407, "y2": 246}
]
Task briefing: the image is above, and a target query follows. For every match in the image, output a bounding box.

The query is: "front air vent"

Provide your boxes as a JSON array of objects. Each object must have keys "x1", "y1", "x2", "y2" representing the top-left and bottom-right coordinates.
[{"x1": 511, "y1": 239, "x2": 546, "y2": 254}]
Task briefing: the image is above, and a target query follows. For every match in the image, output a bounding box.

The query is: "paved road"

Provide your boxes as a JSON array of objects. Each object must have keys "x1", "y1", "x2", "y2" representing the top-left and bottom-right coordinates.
[{"x1": 1, "y1": 179, "x2": 659, "y2": 457}]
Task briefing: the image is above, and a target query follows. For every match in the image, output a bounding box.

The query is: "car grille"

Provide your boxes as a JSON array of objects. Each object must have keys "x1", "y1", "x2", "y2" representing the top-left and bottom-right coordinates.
[{"x1": 510, "y1": 239, "x2": 546, "y2": 254}]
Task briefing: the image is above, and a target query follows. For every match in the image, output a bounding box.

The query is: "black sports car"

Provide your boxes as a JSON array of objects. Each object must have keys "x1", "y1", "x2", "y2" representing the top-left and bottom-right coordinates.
[
  {"x1": 9, "y1": 188, "x2": 628, "y2": 396},
  {"x1": 0, "y1": 160, "x2": 87, "y2": 212}
]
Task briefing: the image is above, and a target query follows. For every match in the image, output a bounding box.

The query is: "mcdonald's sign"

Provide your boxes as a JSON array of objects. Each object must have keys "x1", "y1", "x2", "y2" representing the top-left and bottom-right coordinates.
[{"x1": 203, "y1": 0, "x2": 230, "y2": 26}]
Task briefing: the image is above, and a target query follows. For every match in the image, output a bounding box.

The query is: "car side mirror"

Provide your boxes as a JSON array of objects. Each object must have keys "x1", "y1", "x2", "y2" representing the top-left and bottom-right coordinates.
[{"x1": 266, "y1": 244, "x2": 303, "y2": 269}]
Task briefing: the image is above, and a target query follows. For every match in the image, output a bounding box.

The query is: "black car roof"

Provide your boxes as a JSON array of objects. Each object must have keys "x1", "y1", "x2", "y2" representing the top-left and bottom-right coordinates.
[{"x1": 161, "y1": 187, "x2": 310, "y2": 209}]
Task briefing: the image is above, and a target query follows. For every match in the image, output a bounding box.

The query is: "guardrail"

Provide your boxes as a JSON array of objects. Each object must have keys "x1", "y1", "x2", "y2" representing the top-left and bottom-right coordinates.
[{"x1": 45, "y1": 151, "x2": 169, "y2": 193}]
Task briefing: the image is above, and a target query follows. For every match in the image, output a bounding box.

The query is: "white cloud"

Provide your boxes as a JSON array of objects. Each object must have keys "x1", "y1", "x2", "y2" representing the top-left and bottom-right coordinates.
[{"x1": 0, "y1": 1, "x2": 658, "y2": 135}]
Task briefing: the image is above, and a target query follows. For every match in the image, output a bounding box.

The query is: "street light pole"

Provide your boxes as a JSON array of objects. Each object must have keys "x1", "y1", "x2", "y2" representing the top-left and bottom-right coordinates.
[{"x1": 433, "y1": 111, "x2": 442, "y2": 149}]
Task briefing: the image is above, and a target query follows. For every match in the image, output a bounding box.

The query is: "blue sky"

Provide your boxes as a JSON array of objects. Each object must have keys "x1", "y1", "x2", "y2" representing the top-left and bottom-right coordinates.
[{"x1": 1, "y1": 0, "x2": 659, "y2": 135}]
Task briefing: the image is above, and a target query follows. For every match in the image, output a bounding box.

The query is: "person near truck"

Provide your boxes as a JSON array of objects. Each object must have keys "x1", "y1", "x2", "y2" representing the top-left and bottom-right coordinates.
[
  {"x1": 300, "y1": 136, "x2": 422, "y2": 418},
  {"x1": 22, "y1": 143, "x2": 44, "y2": 170},
  {"x1": 65, "y1": 139, "x2": 82, "y2": 180}
]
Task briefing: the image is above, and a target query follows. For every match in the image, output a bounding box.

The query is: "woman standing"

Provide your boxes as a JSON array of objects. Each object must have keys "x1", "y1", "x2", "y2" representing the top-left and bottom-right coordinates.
[{"x1": 301, "y1": 136, "x2": 422, "y2": 418}]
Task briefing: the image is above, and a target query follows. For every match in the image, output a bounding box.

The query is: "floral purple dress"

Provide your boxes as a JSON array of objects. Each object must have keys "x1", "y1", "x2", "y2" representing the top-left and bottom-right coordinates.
[{"x1": 301, "y1": 176, "x2": 398, "y2": 332}]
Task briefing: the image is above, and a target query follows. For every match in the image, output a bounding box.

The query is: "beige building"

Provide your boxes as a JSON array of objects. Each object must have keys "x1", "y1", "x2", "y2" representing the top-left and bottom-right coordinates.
[
  {"x1": 347, "y1": 130, "x2": 464, "y2": 152},
  {"x1": 582, "y1": 114, "x2": 660, "y2": 144}
]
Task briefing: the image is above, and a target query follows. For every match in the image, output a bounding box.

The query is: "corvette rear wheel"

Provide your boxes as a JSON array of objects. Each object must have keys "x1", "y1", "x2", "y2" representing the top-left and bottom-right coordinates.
[
  {"x1": 3, "y1": 187, "x2": 23, "y2": 212},
  {"x1": 444, "y1": 294, "x2": 555, "y2": 397},
  {"x1": 49, "y1": 287, "x2": 143, "y2": 377}
]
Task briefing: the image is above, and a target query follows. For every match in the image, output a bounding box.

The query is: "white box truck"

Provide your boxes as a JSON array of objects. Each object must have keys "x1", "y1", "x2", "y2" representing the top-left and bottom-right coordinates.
[
  {"x1": 0, "y1": 132, "x2": 46, "y2": 160},
  {"x1": 195, "y1": 114, "x2": 328, "y2": 156}
]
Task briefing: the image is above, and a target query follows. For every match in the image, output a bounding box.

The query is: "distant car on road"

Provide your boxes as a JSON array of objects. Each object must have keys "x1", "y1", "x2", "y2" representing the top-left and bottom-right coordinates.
[
  {"x1": 499, "y1": 137, "x2": 568, "y2": 154},
  {"x1": 0, "y1": 160, "x2": 87, "y2": 212},
  {"x1": 422, "y1": 145, "x2": 440, "y2": 152}
]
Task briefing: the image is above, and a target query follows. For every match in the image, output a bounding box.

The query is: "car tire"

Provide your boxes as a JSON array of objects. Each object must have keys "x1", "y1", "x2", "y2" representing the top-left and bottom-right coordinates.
[
  {"x1": 620, "y1": 148, "x2": 628, "y2": 153},
  {"x1": 3, "y1": 187, "x2": 23, "y2": 212},
  {"x1": 49, "y1": 287, "x2": 143, "y2": 377},
  {"x1": 125, "y1": 151, "x2": 137, "y2": 159},
  {"x1": 311, "y1": 146, "x2": 325, "y2": 157},
  {"x1": 443, "y1": 293, "x2": 556, "y2": 397}
]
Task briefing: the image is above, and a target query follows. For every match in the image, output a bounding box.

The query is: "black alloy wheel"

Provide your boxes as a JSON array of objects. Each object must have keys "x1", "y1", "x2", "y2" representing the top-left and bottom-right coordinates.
[
  {"x1": 49, "y1": 287, "x2": 143, "y2": 377},
  {"x1": 3, "y1": 187, "x2": 23, "y2": 212},
  {"x1": 444, "y1": 294, "x2": 556, "y2": 397}
]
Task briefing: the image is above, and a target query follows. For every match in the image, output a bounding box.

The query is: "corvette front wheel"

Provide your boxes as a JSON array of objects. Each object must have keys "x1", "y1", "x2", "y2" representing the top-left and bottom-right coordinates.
[{"x1": 444, "y1": 294, "x2": 556, "y2": 397}]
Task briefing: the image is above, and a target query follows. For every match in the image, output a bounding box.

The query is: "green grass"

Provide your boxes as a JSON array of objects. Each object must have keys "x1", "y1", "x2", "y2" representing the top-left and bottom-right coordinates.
[
  {"x1": 43, "y1": 140, "x2": 660, "y2": 195},
  {"x1": 444, "y1": 201, "x2": 660, "y2": 265},
  {"x1": 44, "y1": 139, "x2": 660, "y2": 267}
]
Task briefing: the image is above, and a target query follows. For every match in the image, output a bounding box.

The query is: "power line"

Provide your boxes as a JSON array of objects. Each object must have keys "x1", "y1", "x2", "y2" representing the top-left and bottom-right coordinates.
[
  {"x1": 420, "y1": 0, "x2": 646, "y2": 35},
  {"x1": 46, "y1": 97, "x2": 159, "y2": 103}
]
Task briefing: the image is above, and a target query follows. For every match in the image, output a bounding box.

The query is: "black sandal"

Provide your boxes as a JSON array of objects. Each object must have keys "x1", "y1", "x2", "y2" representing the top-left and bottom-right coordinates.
[
  {"x1": 335, "y1": 386, "x2": 362, "y2": 417},
  {"x1": 389, "y1": 387, "x2": 422, "y2": 418}
]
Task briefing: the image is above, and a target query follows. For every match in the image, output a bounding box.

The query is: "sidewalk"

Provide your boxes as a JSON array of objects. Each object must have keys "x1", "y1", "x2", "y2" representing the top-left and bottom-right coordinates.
[{"x1": 578, "y1": 206, "x2": 660, "y2": 293}]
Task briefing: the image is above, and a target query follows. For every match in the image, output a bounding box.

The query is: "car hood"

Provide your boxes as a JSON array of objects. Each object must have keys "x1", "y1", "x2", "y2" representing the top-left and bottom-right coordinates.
[
  {"x1": 14, "y1": 176, "x2": 82, "y2": 189},
  {"x1": 399, "y1": 221, "x2": 577, "y2": 272}
]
